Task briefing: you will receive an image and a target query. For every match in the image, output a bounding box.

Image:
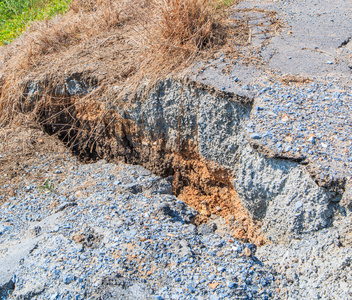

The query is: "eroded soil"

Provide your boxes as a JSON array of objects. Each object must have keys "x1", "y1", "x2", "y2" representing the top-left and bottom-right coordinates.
[{"x1": 0, "y1": 126, "x2": 74, "y2": 205}]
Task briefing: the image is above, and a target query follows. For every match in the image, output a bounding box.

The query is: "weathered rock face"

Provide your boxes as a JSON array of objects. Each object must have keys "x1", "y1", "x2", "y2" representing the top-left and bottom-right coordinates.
[
  {"x1": 122, "y1": 79, "x2": 251, "y2": 168},
  {"x1": 30, "y1": 78, "x2": 345, "y2": 244},
  {"x1": 234, "y1": 145, "x2": 333, "y2": 242}
]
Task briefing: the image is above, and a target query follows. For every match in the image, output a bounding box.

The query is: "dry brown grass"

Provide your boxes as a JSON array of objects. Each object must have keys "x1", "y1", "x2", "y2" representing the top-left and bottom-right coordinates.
[
  {"x1": 112, "y1": 0, "x2": 233, "y2": 97},
  {"x1": 2, "y1": 0, "x2": 122, "y2": 67},
  {"x1": 0, "y1": 0, "x2": 246, "y2": 127},
  {"x1": 150, "y1": 0, "x2": 219, "y2": 55}
]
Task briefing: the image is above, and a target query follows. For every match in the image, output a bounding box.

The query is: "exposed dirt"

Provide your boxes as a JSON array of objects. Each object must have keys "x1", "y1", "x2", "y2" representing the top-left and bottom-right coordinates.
[
  {"x1": 174, "y1": 152, "x2": 266, "y2": 245},
  {"x1": 0, "y1": 126, "x2": 74, "y2": 205}
]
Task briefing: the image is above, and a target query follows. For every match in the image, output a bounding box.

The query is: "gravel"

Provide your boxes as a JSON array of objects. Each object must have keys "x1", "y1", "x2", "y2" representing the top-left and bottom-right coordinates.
[
  {"x1": 0, "y1": 159, "x2": 279, "y2": 300},
  {"x1": 257, "y1": 225, "x2": 352, "y2": 299},
  {"x1": 3, "y1": 154, "x2": 351, "y2": 299},
  {"x1": 1, "y1": 111, "x2": 352, "y2": 300}
]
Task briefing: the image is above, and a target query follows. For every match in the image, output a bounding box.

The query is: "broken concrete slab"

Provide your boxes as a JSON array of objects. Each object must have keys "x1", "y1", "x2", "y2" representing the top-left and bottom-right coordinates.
[
  {"x1": 191, "y1": 0, "x2": 352, "y2": 198},
  {"x1": 0, "y1": 212, "x2": 64, "y2": 299},
  {"x1": 0, "y1": 237, "x2": 40, "y2": 299}
]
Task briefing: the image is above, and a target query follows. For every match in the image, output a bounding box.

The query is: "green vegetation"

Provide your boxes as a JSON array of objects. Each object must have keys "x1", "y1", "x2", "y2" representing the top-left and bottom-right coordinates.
[
  {"x1": 222, "y1": 0, "x2": 236, "y2": 6},
  {"x1": 39, "y1": 178, "x2": 55, "y2": 193},
  {"x1": 0, "y1": 0, "x2": 71, "y2": 45}
]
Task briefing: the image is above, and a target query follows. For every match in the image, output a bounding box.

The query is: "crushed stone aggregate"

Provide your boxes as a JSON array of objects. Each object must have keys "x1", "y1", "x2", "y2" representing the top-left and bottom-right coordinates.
[{"x1": 1, "y1": 158, "x2": 279, "y2": 300}]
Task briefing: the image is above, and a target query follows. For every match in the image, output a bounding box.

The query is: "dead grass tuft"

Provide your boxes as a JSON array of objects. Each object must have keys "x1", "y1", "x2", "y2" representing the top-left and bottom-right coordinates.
[{"x1": 151, "y1": 0, "x2": 218, "y2": 55}]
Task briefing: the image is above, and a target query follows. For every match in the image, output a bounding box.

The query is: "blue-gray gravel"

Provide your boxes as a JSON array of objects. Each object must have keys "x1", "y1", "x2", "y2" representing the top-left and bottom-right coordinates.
[{"x1": 0, "y1": 159, "x2": 278, "y2": 300}]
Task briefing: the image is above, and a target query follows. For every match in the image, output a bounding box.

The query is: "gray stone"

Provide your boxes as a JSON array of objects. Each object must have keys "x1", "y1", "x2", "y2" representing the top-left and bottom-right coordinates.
[
  {"x1": 65, "y1": 77, "x2": 88, "y2": 96},
  {"x1": 151, "y1": 179, "x2": 173, "y2": 195},
  {"x1": 0, "y1": 277, "x2": 14, "y2": 300},
  {"x1": 13, "y1": 283, "x2": 45, "y2": 299},
  {"x1": 197, "y1": 224, "x2": 214, "y2": 236},
  {"x1": 250, "y1": 133, "x2": 262, "y2": 140},
  {"x1": 156, "y1": 203, "x2": 171, "y2": 215},
  {"x1": 55, "y1": 202, "x2": 77, "y2": 213},
  {"x1": 119, "y1": 183, "x2": 143, "y2": 194},
  {"x1": 64, "y1": 275, "x2": 75, "y2": 284},
  {"x1": 0, "y1": 238, "x2": 40, "y2": 295},
  {"x1": 341, "y1": 180, "x2": 352, "y2": 209}
]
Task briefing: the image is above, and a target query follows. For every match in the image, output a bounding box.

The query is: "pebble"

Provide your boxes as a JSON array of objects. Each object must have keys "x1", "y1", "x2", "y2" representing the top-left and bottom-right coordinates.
[
  {"x1": 250, "y1": 133, "x2": 262, "y2": 139},
  {"x1": 308, "y1": 136, "x2": 316, "y2": 144}
]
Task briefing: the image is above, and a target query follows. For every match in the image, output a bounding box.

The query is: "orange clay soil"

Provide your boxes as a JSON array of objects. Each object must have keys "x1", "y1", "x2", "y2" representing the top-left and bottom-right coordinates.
[{"x1": 173, "y1": 151, "x2": 266, "y2": 245}]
